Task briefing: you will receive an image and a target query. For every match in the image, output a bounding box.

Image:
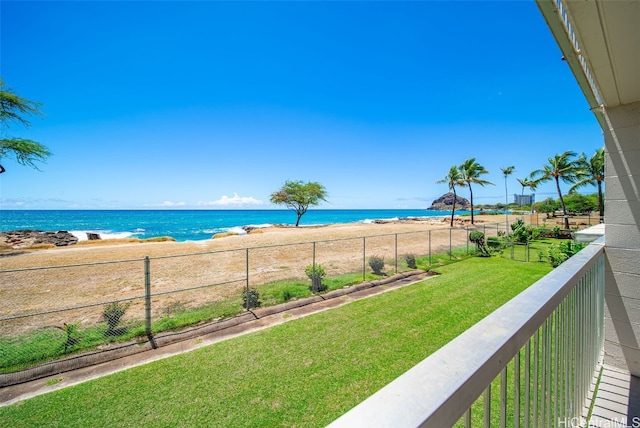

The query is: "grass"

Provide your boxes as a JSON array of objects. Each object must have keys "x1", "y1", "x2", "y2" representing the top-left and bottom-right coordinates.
[
  {"x1": 257, "y1": 272, "x2": 383, "y2": 307},
  {"x1": 1, "y1": 299, "x2": 243, "y2": 373},
  {"x1": 417, "y1": 246, "x2": 471, "y2": 269},
  {"x1": 0, "y1": 273, "x2": 385, "y2": 373},
  {"x1": 1, "y1": 249, "x2": 473, "y2": 374},
  {"x1": 0, "y1": 256, "x2": 552, "y2": 427},
  {"x1": 0, "y1": 238, "x2": 561, "y2": 375}
]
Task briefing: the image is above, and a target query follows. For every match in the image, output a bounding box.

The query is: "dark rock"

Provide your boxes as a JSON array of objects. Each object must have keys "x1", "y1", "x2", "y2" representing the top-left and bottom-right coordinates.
[
  {"x1": 428, "y1": 192, "x2": 471, "y2": 211},
  {"x1": 87, "y1": 232, "x2": 101, "y2": 240},
  {"x1": 0, "y1": 230, "x2": 79, "y2": 249}
]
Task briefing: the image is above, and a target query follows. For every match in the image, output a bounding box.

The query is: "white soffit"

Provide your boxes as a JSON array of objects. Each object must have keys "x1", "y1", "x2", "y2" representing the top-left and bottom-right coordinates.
[{"x1": 563, "y1": 0, "x2": 640, "y2": 108}]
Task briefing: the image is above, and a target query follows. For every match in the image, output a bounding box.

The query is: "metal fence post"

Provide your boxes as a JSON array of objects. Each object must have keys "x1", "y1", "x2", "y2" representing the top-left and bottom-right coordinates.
[
  {"x1": 428, "y1": 230, "x2": 432, "y2": 268},
  {"x1": 144, "y1": 256, "x2": 157, "y2": 349},
  {"x1": 363, "y1": 237, "x2": 366, "y2": 282},
  {"x1": 313, "y1": 241, "x2": 316, "y2": 267},
  {"x1": 466, "y1": 227, "x2": 469, "y2": 255},
  {"x1": 449, "y1": 228, "x2": 452, "y2": 260},
  {"x1": 245, "y1": 248, "x2": 250, "y2": 309},
  {"x1": 395, "y1": 234, "x2": 398, "y2": 273}
]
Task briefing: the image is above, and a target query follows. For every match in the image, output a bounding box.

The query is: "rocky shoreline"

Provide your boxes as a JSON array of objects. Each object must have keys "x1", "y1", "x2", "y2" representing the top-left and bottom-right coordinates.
[{"x1": 0, "y1": 230, "x2": 79, "y2": 249}]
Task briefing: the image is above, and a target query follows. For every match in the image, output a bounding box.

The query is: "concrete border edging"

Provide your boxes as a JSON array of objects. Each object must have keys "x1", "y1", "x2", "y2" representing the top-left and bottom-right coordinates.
[{"x1": 1, "y1": 270, "x2": 427, "y2": 388}]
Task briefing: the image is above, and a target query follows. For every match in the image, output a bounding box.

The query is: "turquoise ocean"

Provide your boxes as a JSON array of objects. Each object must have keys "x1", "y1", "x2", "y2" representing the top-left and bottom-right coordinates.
[{"x1": 0, "y1": 209, "x2": 458, "y2": 242}]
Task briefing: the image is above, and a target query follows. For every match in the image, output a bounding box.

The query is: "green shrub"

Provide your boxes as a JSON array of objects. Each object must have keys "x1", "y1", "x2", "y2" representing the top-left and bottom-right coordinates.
[
  {"x1": 61, "y1": 323, "x2": 81, "y2": 353},
  {"x1": 469, "y1": 231, "x2": 490, "y2": 257},
  {"x1": 242, "y1": 287, "x2": 261, "y2": 309},
  {"x1": 544, "y1": 240, "x2": 585, "y2": 267},
  {"x1": 509, "y1": 219, "x2": 541, "y2": 243},
  {"x1": 368, "y1": 255, "x2": 385, "y2": 275},
  {"x1": 305, "y1": 264, "x2": 327, "y2": 292},
  {"x1": 403, "y1": 253, "x2": 417, "y2": 269},
  {"x1": 486, "y1": 237, "x2": 503, "y2": 249},
  {"x1": 103, "y1": 302, "x2": 131, "y2": 336}
]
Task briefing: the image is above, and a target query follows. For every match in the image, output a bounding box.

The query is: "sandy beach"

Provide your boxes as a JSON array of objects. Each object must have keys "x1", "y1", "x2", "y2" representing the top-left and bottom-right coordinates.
[
  {"x1": 0, "y1": 214, "x2": 529, "y2": 335},
  {"x1": 0, "y1": 213, "x2": 526, "y2": 266}
]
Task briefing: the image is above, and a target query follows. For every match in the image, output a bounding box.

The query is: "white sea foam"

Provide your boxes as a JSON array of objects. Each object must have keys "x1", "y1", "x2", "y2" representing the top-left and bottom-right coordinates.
[
  {"x1": 245, "y1": 223, "x2": 274, "y2": 229},
  {"x1": 362, "y1": 217, "x2": 400, "y2": 224},
  {"x1": 69, "y1": 230, "x2": 137, "y2": 241},
  {"x1": 227, "y1": 227, "x2": 248, "y2": 235},
  {"x1": 217, "y1": 223, "x2": 276, "y2": 236}
]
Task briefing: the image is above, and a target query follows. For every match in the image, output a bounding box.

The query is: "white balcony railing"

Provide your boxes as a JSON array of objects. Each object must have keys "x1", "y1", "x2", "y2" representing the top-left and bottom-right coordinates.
[{"x1": 329, "y1": 237, "x2": 605, "y2": 428}]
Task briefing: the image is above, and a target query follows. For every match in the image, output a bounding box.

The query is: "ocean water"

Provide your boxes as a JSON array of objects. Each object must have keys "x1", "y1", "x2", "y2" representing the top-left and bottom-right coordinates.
[{"x1": 0, "y1": 209, "x2": 457, "y2": 242}]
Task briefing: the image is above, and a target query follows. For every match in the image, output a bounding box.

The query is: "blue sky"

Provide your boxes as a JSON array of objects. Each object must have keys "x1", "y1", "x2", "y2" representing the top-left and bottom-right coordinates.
[{"x1": 1, "y1": 0, "x2": 603, "y2": 210}]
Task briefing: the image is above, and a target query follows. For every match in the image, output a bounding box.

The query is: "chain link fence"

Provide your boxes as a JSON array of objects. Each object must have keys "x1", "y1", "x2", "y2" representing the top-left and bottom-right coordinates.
[{"x1": 1, "y1": 216, "x2": 593, "y2": 385}]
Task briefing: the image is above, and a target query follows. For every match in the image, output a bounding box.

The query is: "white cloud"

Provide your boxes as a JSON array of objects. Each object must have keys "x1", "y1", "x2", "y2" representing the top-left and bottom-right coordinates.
[
  {"x1": 0, "y1": 199, "x2": 28, "y2": 208},
  {"x1": 145, "y1": 201, "x2": 187, "y2": 207},
  {"x1": 0, "y1": 198, "x2": 77, "y2": 209},
  {"x1": 197, "y1": 193, "x2": 264, "y2": 207}
]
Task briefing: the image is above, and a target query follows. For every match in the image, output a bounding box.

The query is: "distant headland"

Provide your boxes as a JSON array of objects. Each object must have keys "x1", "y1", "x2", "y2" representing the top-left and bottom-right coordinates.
[{"x1": 427, "y1": 192, "x2": 470, "y2": 211}]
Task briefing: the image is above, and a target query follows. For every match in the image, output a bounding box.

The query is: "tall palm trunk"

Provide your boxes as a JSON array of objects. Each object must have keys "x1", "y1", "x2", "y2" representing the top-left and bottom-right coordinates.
[
  {"x1": 450, "y1": 189, "x2": 457, "y2": 227},
  {"x1": 504, "y1": 176, "x2": 509, "y2": 224},
  {"x1": 555, "y1": 177, "x2": 570, "y2": 229},
  {"x1": 468, "y1": 185, "x2": 475, "y2": 225}
]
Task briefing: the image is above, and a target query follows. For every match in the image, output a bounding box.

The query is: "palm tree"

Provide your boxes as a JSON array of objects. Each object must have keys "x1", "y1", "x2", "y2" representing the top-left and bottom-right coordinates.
[
  {"x1": 460, "y1": 158, "x2": 494, "y2": 225},
  {"x1": 531, "y1": 151, "x2": 580, "y2": 229},
  {"x1": 516, "y1": 177, "x2": 539, "y2": 214},
  {"x1": 570, "y1": 147, "x2": 605, "y2": 223},
  {"x1": 436, "y1": 165, "x2": 464, "y2": 227},
  {"x1": 500, "y1": 166, "x2": 515, "y2": 223}
]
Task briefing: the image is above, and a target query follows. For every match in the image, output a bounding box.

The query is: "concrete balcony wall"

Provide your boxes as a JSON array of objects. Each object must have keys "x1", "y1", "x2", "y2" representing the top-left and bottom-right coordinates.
[{"x1": 604, "y1": 100, "x2": 640, "y2": 376}]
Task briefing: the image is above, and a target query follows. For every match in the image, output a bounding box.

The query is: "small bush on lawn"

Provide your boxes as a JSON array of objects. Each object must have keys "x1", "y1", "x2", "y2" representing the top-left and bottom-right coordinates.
[
  {"x1": 509, "y1": 219, "x2": 542, "y2": 243},
  {"x1": 403, "y1": 253, "x2": 417, "y2": 269},
  {"x1": 368, "y1": 255, "x2": 385, "y2": 275},
  {"x1": 469, "y1": 231, "x2": 490, "y2": 257},
  {"x1": 103, "y1": 301, "x2": 131, "y2": 336},
  {"x1": 486, "y1": 236, "x2": 504, "y2": 251},
  {"x1": 305, "y1": 264, "x2": 327, "y2": 292},
  {"x1": 544, "y1": 240, "x2": 585, "y2": 267},
  {"x1": 242, "y1": 288, "x2": 261, "y2": 309},
  {"x1": 59, "y1": 323, "x2": 81, "y2": 353}
]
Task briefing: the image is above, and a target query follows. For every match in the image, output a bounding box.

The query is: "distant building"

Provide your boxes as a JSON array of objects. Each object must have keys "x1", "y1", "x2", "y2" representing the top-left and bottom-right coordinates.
[{"x1": 513, "y1": 194, "x2": 535, "y2": 206}]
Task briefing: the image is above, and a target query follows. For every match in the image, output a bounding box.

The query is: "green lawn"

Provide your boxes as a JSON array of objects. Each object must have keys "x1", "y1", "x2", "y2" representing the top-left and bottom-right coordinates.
[{"x1": 0, "y1": 256, "x2": 552, "y2": 428}]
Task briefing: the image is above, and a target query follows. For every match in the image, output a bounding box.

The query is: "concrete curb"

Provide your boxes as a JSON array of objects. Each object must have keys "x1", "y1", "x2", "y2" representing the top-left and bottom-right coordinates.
[{"x1": 1, "y1": 270, "x2": 429, "y2": 400}]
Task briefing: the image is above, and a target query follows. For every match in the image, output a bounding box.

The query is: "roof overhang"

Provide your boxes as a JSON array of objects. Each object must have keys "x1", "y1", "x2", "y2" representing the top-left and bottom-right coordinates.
[{"x1": 536, "y1": 0, "x2": 640, "y2": 130}]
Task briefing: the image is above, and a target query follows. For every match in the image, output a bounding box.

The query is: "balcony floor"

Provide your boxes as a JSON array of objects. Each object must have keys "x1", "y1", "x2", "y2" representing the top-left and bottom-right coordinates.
[{"x1": 589, "y1": 365, "x2": 640, "y2": 428}]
